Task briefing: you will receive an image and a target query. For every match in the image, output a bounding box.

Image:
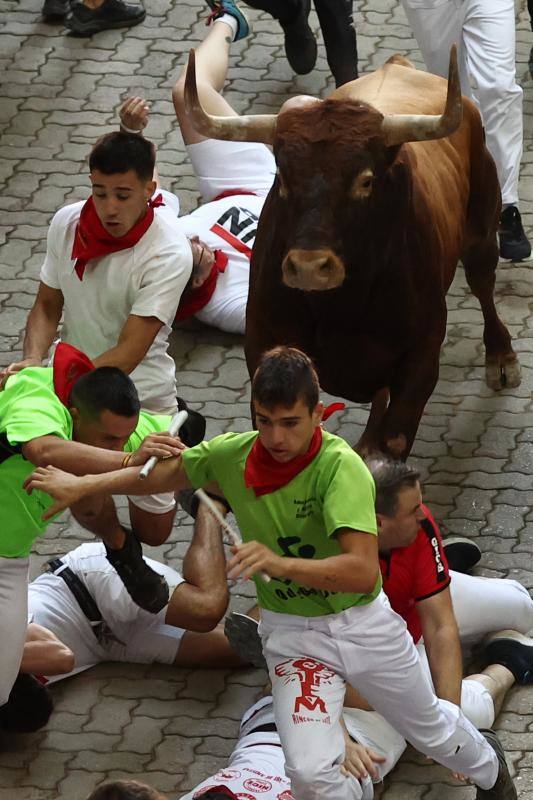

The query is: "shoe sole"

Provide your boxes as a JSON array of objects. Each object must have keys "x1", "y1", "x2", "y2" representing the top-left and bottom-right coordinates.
[
  {"x1": 443, "y1": 537, "x2": 482, "y2": 572},
  {"x1": 224, "y1": 613, "x2": 267, "y2": 669},
  {"x1": 478, "y1": 729, "x2": 517, "y2": 800},
  {"x1": 485, "y1": 630, "x2": 533, "y2": 648},
  {"x1": 66, "y1": 9, "x2": 145, "y2": 35}
]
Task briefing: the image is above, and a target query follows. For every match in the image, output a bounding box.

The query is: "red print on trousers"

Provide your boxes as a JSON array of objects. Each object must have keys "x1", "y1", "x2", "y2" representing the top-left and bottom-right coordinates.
[{"x1": 274, "y1": 658, "x2": 334, "y2": 714}]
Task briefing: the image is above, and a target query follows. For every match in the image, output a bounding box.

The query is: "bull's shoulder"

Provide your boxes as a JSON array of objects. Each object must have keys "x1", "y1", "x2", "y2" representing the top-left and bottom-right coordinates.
[{"x1": 331, "y1": 62, "x2": 451, "y2": 117}]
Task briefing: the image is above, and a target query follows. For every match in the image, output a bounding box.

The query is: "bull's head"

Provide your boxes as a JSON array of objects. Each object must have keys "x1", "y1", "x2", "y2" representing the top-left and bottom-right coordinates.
[{"x1": 184, "y1": 47, "x2": 462, "y2": 292}]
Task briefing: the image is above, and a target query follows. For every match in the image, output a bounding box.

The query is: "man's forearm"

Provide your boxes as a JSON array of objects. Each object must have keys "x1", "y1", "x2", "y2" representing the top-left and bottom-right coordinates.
[
  {"x1": 22, "y1": 303, "x2": 60, "y2": 360},
  {"x1": 278, "y1": 553, "x2": 379, "y2": 595},
  {"x1": 23, "y1": 436, "x2": 126, "y2": 474},
  {"x1": 424, "y1": 626, "x2": 463, "y2": 705},
  {"x1": 75, "y1": 456, "x2": 190, "y2": 501}
]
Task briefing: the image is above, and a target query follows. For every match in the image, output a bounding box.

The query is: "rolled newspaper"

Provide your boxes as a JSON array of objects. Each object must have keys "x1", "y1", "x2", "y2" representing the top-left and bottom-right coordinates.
[
  {"x1": 195, "y1": 488, "x2": 271, "y2": 583},
  {"x1": 139, "y1": 409, "x2": 188, "y2": 479}
]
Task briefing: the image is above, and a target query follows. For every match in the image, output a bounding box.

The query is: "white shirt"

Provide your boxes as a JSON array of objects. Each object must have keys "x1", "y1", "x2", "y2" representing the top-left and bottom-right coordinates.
[
  {"x1": 177, "y1": 193, "x2": 266, "y2": 335},
  {"x1": 40, "y1": 191, "x2": 192, "y2": 414}
]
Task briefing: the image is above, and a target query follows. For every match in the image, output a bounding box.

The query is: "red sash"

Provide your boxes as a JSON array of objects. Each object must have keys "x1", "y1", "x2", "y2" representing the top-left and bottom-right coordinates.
[
  {"x1": 71, "y1": 194, "x2": 164, "y2": 280},
  {"x1": 200, "y1": 788, "x2": 238, "y2": 799},
  {"x1": 244, "y1": 402, "x2": 346, "y2": 497},
  {"x1": 53, "y1": 342, "x2": 94, "y2": 407},
  {"x1": 174, "y1": 249, "x2": 228, "y2": 322}
]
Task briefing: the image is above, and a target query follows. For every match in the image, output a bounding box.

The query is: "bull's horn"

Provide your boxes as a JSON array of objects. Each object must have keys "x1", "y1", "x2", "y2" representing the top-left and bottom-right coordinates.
[
  {"x1": 184, "y1": 50, "x2": 278, "y2": 144},
  {"x1": 381, "y1": 44, "x2": 462, "y2": 146}
]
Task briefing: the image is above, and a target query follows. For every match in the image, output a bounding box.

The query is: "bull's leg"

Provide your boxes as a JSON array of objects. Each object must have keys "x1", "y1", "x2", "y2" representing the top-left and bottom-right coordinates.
[
  {"x1": 356, "y1": 387, "x2": 390, "y2": 457},
  {"x1": 373, "y1": 344, "x2": 443, "y2": 460},
  {"x1": 462, "y1": 244, "x2": 521, "y2": 390}
]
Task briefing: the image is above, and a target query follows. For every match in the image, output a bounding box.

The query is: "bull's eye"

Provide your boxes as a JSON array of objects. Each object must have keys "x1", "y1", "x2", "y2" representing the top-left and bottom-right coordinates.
[{"x1": 350, "y1": 168, "x2": 374, "y2": 200}]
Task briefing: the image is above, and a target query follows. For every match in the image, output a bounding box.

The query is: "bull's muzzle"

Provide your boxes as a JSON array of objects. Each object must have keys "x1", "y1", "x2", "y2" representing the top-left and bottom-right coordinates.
[{"x1": 282, "y1": 248, "x2": 346, "y2": 291}]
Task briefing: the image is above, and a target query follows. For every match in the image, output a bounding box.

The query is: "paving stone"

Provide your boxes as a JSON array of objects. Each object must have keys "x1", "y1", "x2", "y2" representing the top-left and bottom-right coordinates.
[{"x1": 2, "y1": 1, "x2": 533, "y2": 798}]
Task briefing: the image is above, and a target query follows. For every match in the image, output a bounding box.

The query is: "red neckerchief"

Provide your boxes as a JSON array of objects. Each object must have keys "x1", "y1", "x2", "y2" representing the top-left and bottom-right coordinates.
[
  {"x1": 212, "y1": 188, "x2": 257, "y2": 201},
  {"x1": 199, "y1": 788, "x2": 238, "y2": 800},
  {"x1": 244, "y1": 402, "x2": 346, "y2": 497},
  {"x1": 71, "y1": 193, "x2": 165, "y2": 280},
  {"x1": 174, "y1": 250, "x2": 228, "y2": 322},
  {"x1": 53, "y1": 342, "x2": 94, "y2": 407}
]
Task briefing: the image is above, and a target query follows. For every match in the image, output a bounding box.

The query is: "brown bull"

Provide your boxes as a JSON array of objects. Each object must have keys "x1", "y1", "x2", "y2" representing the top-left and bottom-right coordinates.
[{"x1": 184, "y1": 49, "x2": 520, "y2": 458}]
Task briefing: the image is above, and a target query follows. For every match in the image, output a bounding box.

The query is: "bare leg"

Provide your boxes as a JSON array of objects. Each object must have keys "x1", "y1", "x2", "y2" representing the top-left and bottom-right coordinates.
[
  {"x1": 172, "y1": 21, "x2": 239, "y2": 145},
  {"x1": 165, "y1": 505, "x2": 229, "y2": 632},
  {"x1": 468, "y1": 665, "x2": 515, "y2": 720},
  {"x1": 174, "y1": 624, "x2": 247, "y2": 668}
]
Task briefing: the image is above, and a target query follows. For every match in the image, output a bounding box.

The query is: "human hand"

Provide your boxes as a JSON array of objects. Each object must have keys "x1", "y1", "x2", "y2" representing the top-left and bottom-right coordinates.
[
  {"x1": 341, "y1": 741, "x2": 386, "y2": 781},
  {"x1": 127, "y1": 432, "x2": 185, "y2": 467},
  {"x1": 119, "y1": 96, "x2": 150, "y2": 132},
  {"x1": 227, "y1": 541, "x2": 285, "y2": 581},
  {"x1": 0, "y1": 357, "x2": 42, "y2": 389},
  {"x1": 23, "y1": 465, "x2": 87, "y2": 520}
]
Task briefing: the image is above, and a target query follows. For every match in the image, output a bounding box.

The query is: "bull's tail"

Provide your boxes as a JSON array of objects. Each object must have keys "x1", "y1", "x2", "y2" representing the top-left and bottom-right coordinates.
[{"x1": 385, "y1": 54, "x2": 415, "y2": 69}]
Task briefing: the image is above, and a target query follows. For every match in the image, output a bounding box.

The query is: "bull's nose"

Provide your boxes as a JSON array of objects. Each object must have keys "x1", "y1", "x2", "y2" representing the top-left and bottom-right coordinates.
[{"x1": 282, "y1": 248, "x2": 345, "y2": 291}]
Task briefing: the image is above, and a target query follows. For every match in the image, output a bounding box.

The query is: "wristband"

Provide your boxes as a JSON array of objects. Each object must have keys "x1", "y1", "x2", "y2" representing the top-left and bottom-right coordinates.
[{"x1": 120, "y1": 122, "x2": 143, "y2": 135}]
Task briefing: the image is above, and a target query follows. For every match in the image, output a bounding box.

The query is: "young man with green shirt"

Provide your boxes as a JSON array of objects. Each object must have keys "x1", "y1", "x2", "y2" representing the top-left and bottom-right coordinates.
[
  {"x1": 27, "y1": 346, "x2": 514, "y2": 800},
  {"x1": 0, "y1": 358, "x2": 184, "y2": 707}
]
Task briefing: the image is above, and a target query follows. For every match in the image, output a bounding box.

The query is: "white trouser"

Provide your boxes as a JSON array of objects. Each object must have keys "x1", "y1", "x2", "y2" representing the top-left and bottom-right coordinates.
[
  {"x1": 401, "y1": 0, "x2": 523, "y2": 206},
  {"x1": 450, "y1": 569, "x2": 533, "y2": 642},
  {"x1": 260, "y1": 592, "x2": 497, "y2": 800},
  {"x1": 0, "y1": 556, "x2": 29, "y2": 705}
]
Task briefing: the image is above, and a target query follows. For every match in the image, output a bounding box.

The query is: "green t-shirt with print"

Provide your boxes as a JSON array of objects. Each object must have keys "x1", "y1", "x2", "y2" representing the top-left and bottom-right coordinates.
[
  {"x1": 0, "y1": 367, "x2": 171, "y2": 559},
  {"x1": 182, "y1": 430, "x2": 381, "y2": 617}
]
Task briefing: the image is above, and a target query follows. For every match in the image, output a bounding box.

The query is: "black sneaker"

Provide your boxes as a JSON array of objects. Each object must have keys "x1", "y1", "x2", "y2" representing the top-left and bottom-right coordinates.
[
  {"x1": 280, "y1": 0, "x2": 317, "y2": 75},
  {"x1": 484, "y1": 630, "x2": 533, "y2": 684},
  {"x1": 176, "y1": 396, "x2": 206, "y2": 446},
  {"x1": 105, "y1": 527, "x2": 169, "y2": 613},
  {"x1": 529, "y1": 45, "x2": 533, "y2": 81},
  {"x1": 42, "y1": 0, "x2": 70, "y2": 19},
  {"x1": 66, "y1": 0, "x2": 145, "y2": 35},
  {"x1": 499, "y1": 205, "x2": 531, "y2": 261},
  {"x1": 443, "y1": 537, "x2": 482, "y2": 574},
  {"x1": 477, "y1": 729, "x2": 517, "y2": 800},
  {"x1": 224, "y1": 612, "x2": 267, "y2": 669}
]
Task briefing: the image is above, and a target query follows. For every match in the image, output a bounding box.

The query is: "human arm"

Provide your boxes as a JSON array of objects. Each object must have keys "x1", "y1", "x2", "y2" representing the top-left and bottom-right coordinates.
[
  {"x1": 0, "y1": 283, "x2": 63, "y2": 384},
  {"x1": 339, "y1": 717, "x2": 386, "y2": 780},
  {"x1": 24, "y1": 456, "x2": 192, "y2": 520},
  {"x1": 417, "y1": 586, "x2": 463, "y2": 706},
  {"x1": 227, "y1": 528, "x2": 379, "y2": 594},
  {"x1": 118, "y1": 96, "x2": 160, "y2": 188},
  {"x1": 20, "y1": 624, "x2": 75, "y2": 676},
  {"x1": 21, "y1": 429, "x2": 183, "y2": 473},
  {"x1": 92, "y1": 313, "x2": 164, "y2": 374}
]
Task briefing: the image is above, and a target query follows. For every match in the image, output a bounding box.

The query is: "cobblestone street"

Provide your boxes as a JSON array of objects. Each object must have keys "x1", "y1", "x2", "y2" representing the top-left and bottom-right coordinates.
[{"x1": 1, "y1": 0, "x2": 533, "y2": 796}]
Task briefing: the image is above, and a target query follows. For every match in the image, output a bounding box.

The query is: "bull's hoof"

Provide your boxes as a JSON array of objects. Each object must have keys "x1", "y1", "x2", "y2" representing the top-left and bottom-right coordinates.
[{"x1": 485, "y1": 355, "x2": 521, "y2": 391}]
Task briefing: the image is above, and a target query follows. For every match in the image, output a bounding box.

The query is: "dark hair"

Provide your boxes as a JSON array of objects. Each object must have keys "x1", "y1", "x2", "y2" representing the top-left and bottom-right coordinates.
[
  {"x1": 252, "y1": 346, "x2": 319, "y2": 412},
  {"x1": 86, "y1": 780, "x2": 166, "y2": 800},
  {"x1": 89, "y1": 132, "x2": 156, "y2": 182},
  {"x1": 365, "y1": 456, "x2": 420, "y2": 517},
  {"x1": 0, "y1": 673, "x2": 53, "y2": 733},
  {"x1": 71, "y1": 367, "x2": 141, "y2": 420}
]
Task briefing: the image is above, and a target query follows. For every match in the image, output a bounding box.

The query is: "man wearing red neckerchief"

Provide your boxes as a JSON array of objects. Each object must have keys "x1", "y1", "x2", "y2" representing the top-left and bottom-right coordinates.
[
  {"x1": 1, "y1": 126, "x2": 201, "y2": 549},
  {"x1": 26, "y1": 346, "x2": 511, "y2": 800}
]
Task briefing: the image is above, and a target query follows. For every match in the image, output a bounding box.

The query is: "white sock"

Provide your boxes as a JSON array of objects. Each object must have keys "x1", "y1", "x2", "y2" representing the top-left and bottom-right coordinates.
[{"x1": 214, "y1": 12, "x2": 238, "y2": 41}]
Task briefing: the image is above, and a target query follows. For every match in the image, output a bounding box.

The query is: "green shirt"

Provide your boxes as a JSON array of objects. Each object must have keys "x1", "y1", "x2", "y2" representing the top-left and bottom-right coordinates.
[
  {"x1": 182, "y1": 430, "x2": 381, "y2": 617},
  {"x1": 0, "y1": 367, "x2": 171, "y2": 559}
]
